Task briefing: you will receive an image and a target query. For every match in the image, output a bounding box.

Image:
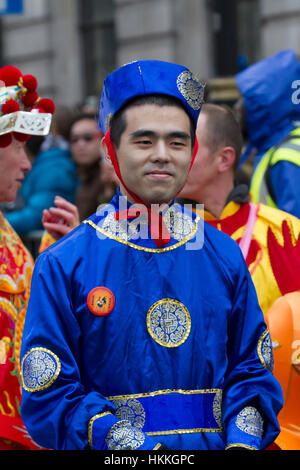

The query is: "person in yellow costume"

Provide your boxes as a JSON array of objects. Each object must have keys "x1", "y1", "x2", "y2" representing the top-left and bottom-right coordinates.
[
  {"x1": 178, "y1": 103, "x2": 300, "y2": 450},
  {"x1": 0, "y1": 65, "x2": 55, "y2": 449}
]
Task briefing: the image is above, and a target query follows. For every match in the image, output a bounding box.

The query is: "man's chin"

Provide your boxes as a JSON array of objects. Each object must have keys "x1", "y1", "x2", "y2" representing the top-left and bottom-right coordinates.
[{"x1": 142, "y1": 193, "x2": 173, "y2": 207}]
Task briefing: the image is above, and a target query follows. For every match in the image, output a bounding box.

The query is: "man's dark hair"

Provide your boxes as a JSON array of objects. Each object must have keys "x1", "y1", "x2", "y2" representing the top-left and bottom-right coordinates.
[
  {"x1": 109, "y1": 94, "x2": 196, "y2": 149},
  {"x1": 201, "y1": 103, "x2": 243, "y2": 171}
]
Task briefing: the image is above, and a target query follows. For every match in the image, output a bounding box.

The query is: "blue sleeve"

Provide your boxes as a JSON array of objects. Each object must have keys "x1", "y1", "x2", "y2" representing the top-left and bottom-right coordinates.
[
  {"x1": 6, "y1": 153, "x2": 78, "y2": 234},
  {"x1": 20, "y1": 251, "x2": 161, "y2": 450},
  {"x1": 6, "y1": 192, "x2": 57, "y2": 233},
  {"x1": 222, "y1": 260, "x2": 283, "y2": 450},
  {"x1": 270, "y1": 161, "x2": 300, "y2": 218}
]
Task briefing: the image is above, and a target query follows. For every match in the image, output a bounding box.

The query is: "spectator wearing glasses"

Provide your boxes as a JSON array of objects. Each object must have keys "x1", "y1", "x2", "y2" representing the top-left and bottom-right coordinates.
[
  {"x1": 39, "y1": 114, "x2": 119, "y2": 251},
  {"x1": 70, "y1": 113, "x2": 106, "y2": 221}
]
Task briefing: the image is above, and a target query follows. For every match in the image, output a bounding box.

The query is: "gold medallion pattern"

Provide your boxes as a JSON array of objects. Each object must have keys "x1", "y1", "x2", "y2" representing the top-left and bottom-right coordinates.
[
  {"x1": 147, "y1": 298, "x2": 191, "y2": 348},
  {"x1": 257, "y1": 328, "x2": 274, "y2": 372},
  {"x1": 21, "y1": 347, "x2": 61, "y2": 392},
  {"x1": 111, "y1": 398, "x2": 146, "y2": 429},
  {"x1": 176, "y1": 71, "x2": 204, "y2": 110},
  {"x1": 213, "y1": 389, "x2": 223, "y2": 429},
  {"x1": 105, "y1": 419, "x2": 145, "y2": 450},
  {"x1": 236, "y1": 407, "x2": 263, "y2": 438}
]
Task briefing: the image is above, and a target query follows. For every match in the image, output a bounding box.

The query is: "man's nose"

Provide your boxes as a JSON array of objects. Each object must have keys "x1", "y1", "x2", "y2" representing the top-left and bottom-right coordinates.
[{"x1": 152, "y1": 140, "x2": 170, "y2": 162}]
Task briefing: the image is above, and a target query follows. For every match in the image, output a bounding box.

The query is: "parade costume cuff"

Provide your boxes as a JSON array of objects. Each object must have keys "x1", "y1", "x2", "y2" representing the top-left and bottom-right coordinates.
[
  {"x1": 225, "y1": 407, "x2": 263, "y2": 450},
  {"x1": 89, "y1": 412, "x2": 163, "y2": 450}
]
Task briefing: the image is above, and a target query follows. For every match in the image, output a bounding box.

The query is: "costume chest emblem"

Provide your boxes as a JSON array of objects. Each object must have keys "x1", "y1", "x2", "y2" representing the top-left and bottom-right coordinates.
[{"x1": 147, "y1": 298, "x2": 191, "y2": 347}]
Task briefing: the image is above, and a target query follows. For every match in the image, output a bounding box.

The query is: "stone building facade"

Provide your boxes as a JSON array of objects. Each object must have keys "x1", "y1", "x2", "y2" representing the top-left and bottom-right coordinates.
[{"x1": 0, "y1": 0, "x2": 299, "y2": 108}]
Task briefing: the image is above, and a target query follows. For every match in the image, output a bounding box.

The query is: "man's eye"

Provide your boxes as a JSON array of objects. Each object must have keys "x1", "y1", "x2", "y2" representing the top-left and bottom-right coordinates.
[
  {"x1": 137, "y1": 139, "x2": 152, "y2": 145},
  {"x1": 171, "y1": 141, "x2": 185, "y2": 147}
]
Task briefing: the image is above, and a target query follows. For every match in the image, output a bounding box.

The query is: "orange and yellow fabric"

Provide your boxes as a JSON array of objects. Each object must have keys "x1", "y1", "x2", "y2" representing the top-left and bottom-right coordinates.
[
  {"x1": 265, "y1": 292, "x2": 300, "y2": 450},
  {"x1": 0, "y1": 211, "x2": 40, "y2": 449},
  {"x1": 38, "y1": 231, "x2": 56, "y2": 254},
  {"x1": 203, "y1": 201, "x2": 300, "y2": 315},
  {"x1": 202, "y1": 200, "x2": 300, "y2": 450}
]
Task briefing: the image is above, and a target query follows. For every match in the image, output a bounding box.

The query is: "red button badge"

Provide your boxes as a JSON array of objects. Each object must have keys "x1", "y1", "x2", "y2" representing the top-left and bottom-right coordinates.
[{"x1": 87, "y1": 287, "x2": 115, "y2": 316}]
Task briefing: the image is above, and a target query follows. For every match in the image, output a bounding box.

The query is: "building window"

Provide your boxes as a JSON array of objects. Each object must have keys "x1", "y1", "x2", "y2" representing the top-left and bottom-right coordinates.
[
  {"x1": 78, "y1": 0, "x2": 116, "y2": 97},
  {"x1": 212, "y1": 0, "x2": 261, "y2": 76}
]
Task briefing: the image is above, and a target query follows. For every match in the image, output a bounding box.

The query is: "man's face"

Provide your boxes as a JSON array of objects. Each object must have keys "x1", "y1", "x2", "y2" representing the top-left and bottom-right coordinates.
[
  {"x1": 112, "y1": 104, "x2": 193, "y2": 205},
  {"x1": 0, "y1": 139, "x2": 31, "y2": 203},
  {"x1": 179, "y1": 113, "x2": 218, "y2": 201},
  {"x1": 70, "y1": 118, "x2": 101, "y2": 166}
]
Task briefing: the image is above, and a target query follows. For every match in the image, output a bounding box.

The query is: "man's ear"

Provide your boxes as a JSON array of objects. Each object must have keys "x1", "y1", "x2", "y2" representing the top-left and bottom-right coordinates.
[
  {"x1": 218, "y1": 146, "x2": 236, "y2": 173},
  {"x1": 101, "y1": 135, "x2": 113, "y2": 166}
]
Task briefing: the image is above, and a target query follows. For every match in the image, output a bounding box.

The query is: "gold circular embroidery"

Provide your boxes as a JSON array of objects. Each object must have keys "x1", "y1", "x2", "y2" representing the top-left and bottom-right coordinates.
[
  {"x1": 164, "y1": 206, "x2": 195, "y2": 241},
  {"x1": 257, "y1": 329, "x2": 274, "y2": 372},
  {"x1": 21, "y1": 347, "x2": 61, "y2": 392},
  {"x1": 147, "y1": 298, "x2": 191, "y2": 348},
  {"x1": 213, "y1": 389, "x2": 223, "y2": 429},
  {"x1": 105, "y1": 420, "x2": 145, "y2": 450},
  {"x1": 112, "y1": 398, "x2": 146, "y2": 429},
  {"x1": 236, "y1": 407, "x2": 263, "y2": 438},
  {"x1": 176, "y1": 71, "x2": 204, "y2": 110},
  {"x1": 101, "y1": 211, "x2": 146, "y2": 241}
]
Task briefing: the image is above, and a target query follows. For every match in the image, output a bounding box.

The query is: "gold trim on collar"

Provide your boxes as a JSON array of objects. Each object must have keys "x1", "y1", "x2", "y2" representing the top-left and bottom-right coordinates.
[{"x1": 84, "y1": 216, "x2": 200, "y2": 253}]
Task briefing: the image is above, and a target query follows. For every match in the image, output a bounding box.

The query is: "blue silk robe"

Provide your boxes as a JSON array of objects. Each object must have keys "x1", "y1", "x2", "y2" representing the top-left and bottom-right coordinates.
[{"x1": 20, "y1": 192, "x2": 283, "y2": 450}]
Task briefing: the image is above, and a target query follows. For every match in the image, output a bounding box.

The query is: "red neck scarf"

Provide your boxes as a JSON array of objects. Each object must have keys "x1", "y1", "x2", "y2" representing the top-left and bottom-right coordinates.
[{"x1": 104, "y1": 129, "x2": 198, "y2": 247}]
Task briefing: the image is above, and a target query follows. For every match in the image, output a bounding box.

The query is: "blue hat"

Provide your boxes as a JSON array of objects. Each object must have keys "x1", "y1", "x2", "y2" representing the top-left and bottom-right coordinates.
[{"x1": 99, "y1": 60, "x2": 204, "y2": 133}]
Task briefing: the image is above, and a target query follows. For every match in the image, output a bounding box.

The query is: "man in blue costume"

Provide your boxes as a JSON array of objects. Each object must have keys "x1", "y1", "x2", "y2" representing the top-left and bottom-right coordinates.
[
  {"x1": 20, "y1": 60, "x2": 283, "y2": 451},
  {"x1": 235, "y1": 49, "x2": 300, "y2": 218}
]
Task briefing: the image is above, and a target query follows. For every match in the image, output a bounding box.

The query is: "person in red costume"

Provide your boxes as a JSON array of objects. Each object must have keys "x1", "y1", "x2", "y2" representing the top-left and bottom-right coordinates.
[{"x1": 0, "y1": 65, "x2": 55, "y2": 449}]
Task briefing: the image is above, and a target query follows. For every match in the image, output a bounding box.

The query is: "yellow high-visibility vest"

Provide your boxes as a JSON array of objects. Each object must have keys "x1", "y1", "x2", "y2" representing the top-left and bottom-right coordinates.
[{"x1": 250, "y1": 127, "x2": 300, "y2": 207}]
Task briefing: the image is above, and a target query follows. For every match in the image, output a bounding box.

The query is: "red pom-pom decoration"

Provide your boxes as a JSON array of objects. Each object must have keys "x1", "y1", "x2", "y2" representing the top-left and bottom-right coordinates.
[
  {"x1": 13, "y1": 132, "x2": 30, "y2": 142},
  {"x1": 22, "y1": 74, "x2": 38, "y2": 91},
  {"x1": 1, "y1": 99, "x2": 20, "y2": 115},
  {"x1": 21, "y1": 90, "x2": 39, "y2": 107},
  {"x1": 37, "y1": 98, "x2": 55, "y2": 114},
  {"x1": 0, "y1": 133, "x2": 13, "y2": 147},
  {"x1": 0, "y1": 65, "x2": 22, "y2": 86}
]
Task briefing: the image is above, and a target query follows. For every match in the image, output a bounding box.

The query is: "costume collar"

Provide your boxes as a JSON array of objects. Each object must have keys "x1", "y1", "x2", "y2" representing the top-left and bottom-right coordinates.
[{"x1": 86, "y1": 189, "x2": 200, "y2": 252}]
